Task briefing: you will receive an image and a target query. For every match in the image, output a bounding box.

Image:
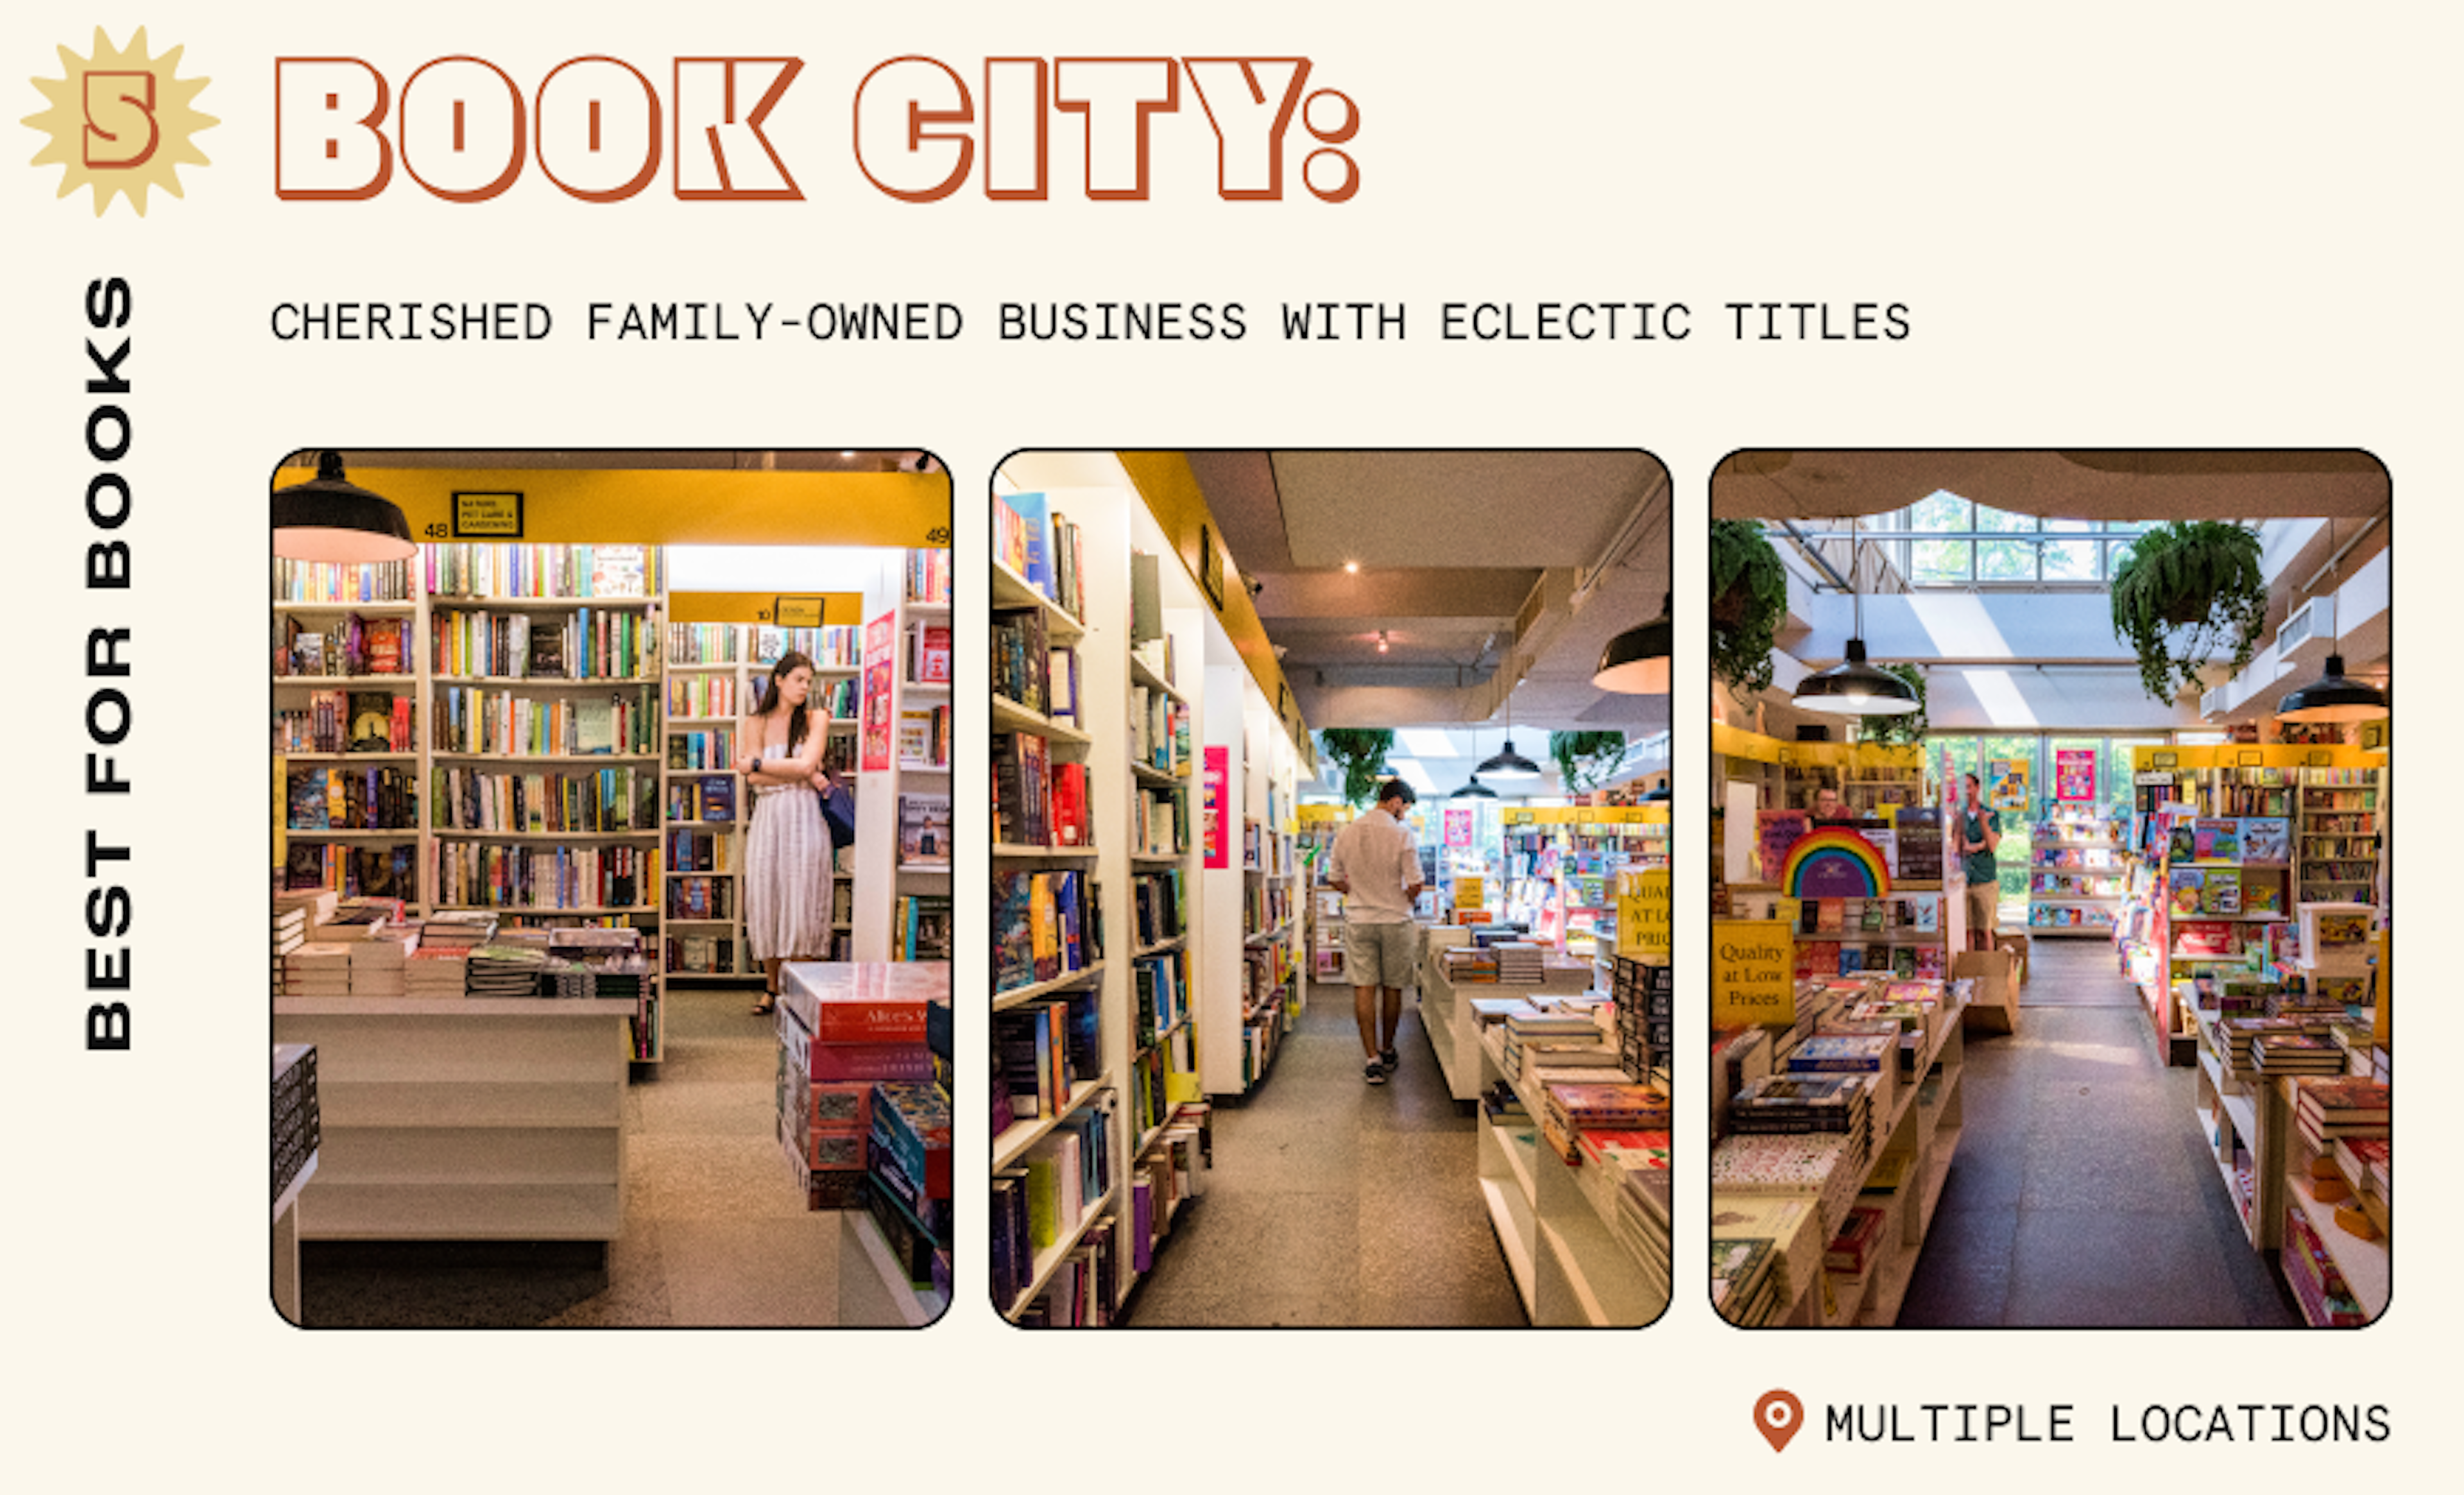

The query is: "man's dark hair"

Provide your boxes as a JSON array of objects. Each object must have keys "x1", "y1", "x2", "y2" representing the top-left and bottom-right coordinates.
[{"x1": 1378, "y1": 778, "x2": 1416, "y2": 807}]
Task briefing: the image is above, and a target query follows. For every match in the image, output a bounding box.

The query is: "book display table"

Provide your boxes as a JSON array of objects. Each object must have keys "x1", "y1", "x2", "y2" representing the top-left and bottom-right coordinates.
[{"x1": 272, "y1": 997, "x2": 638, "y2": 1242}]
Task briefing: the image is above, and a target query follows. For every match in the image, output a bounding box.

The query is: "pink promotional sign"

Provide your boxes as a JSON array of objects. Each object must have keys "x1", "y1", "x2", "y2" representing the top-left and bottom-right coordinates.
[
  {"x1": 2055, "y1": 748, "x2": 2097, "y2": 801},
  {"x1": 1444, "y1": 805, "x2": 1474, "y2": 848},
  {"x1": 1203, "y1": 745, "x2": 1230, "y2": 869},
  {"x1": 860, "y1": 612, "x2": 894, "y2": 773}
]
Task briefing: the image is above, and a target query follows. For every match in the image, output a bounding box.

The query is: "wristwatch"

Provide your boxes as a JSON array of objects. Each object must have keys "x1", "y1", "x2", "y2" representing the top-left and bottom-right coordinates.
[{"x1": 750, "y1": 756, "x2": 763, "y2": 776}]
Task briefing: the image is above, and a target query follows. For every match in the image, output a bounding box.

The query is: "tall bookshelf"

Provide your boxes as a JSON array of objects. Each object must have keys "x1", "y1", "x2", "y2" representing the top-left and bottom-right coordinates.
[
  {"x1": 993, "y1": 490, "x2": 1131, "y2": 1323},
  {"x1": 275, "y1": 547, "x2": 671, "y2": 1063},
  {"x1": 886, "y1": 554, "x2": 955, "y2": 959},
  {"x1": 2296, "y1": 766, "x2": 2380, "y2": 907},
  {"x1": 658, "y1": 620, "x2": 864, "y2": 978},
  {"x1": 1204, "y1": 672, "x2": 1299, "y2": 1097}
]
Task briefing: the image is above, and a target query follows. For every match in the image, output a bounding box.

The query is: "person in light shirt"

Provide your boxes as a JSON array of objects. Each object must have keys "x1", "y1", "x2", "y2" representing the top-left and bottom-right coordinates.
[{"x1": 1326, "y1": 779, "x2": 1425, "y2": 1086}]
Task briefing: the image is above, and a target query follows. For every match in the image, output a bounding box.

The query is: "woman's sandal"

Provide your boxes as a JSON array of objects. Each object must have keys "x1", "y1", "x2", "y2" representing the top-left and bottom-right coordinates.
[{"x1": 751, "y1": 997, "x2": 777, "y2": 1016}]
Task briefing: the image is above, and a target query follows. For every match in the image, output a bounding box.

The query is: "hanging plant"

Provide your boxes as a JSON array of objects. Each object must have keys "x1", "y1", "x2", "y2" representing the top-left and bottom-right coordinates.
[
  {"x1": 1548, "y1": 730, "x2": 1628, "y2": 794},
  {"x1": 1709, "y1": 518, "x2": 1788, "y2": 703},
  {"x1": 2108, "y1": 521, "x2": 2269, "y2": 703},
  {"x1": 1855, "y1": 664, "x2": 1929, "y2": 746},
  {"x1": 1316, "y1": 728, "x2": 1397, "y2": 808}
]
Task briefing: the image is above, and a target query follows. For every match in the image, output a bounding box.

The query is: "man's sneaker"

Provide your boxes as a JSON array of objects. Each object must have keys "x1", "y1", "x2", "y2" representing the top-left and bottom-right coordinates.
[
  {"x1": 1378, "y1": 1047, "x2": 1399, "y2": 1074},
  {"x1": 1364, "y1": 1059, "x2": 1388, "y2": 1086}
]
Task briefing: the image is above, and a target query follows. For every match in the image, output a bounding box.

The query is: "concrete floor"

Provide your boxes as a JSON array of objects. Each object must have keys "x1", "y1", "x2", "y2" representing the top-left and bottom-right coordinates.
[
  {"x1": 298, "y1": 984, "x2": 846, "y2": 1327},
  {"x1": 1895, "y1": 939, "x2": 2302, "y2": 1328},
  {"x1": 1123, "y1": 987, "x2": 1528, "y2": 1328}
]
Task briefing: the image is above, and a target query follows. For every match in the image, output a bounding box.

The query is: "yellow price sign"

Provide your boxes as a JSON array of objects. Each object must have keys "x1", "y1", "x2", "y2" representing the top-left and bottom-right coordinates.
[
  {"x1": 1619, "y1": 869, "x2": 1671, "y2": 959},
  {"x1": 1714, "y1": 919, "x2": 1797, "y2": 1027}
]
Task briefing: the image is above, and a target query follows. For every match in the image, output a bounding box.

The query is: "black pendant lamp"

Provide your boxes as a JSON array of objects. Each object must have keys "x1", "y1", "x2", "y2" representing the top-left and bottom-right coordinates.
[
  {"x1": 1641, "y1": 784, "x2": 1671, "y2": 803},
  {"x1": 1593, "y1": 592, "x2": 1672, "y2": 694},
  {"x1": 2276, "y1": 527, "x2": 2389, "y2": 724},
  {"x1": 1793, "y1": 514, "x2": 1919, "y2": 716},
  {"x1": 273, "y1": 450, "x2": 416, "y2": 563},
  {"x1": 1450, "y1": 774, "x2": 1499, "y2": 800},
  {"x1": 1475, "y1": 708, "x2": 1543, "y2": 782}
]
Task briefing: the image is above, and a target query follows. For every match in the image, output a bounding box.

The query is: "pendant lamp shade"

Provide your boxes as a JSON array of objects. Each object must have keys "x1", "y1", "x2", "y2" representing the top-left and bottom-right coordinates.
[
  {"x1": 1475, "y1": 739, "x2": 1543, "y2": 781},
  {"x1": 1792, "y1": 638, "x2": 1921, "y2": 716},
  {"x1": 273, "y1": 450, "x2": 416, "y2": 563},
  {"x1": 2275, "y1": 654, "x2": 2389, "y2": 724},
  {"x1": 1593, "y1": 592, "x2": 1672, "y2": 694},
  {"x1": 1642, "y1": 785, "x2": 1671, "y2": 803},
  {"x1": 1450, "y1": 774, "x2": 1498, "y2": 799}
]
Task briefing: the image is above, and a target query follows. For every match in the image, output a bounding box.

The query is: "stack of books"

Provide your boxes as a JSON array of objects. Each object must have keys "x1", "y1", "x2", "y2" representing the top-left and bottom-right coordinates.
[
  {"x1": 1439, "y1": 946, "x2": 1501, "y2": 983},
  {"x1": 420, "y1": 910, "x2": 498, "y2": 949},
  {"x1": 465, "y1": 942, "x2": 552, "y2": 996},
  {"x1": 1783, "y1": 1032, "x2": 1899, "y2": 1119},
  {"x1": 1706, "y1": 1193, "x2": 1818, "y2": 1311},
  {"x1": 2290, "y1": 1078, "x2": 2389, "y2": 1152},
  {"x1": 1610, "y1": 955, "x2": 1673, "y2": 1079},
  {"x1": 1711, "y1": 1236, "x2": 1781, "y2": 1326},
  {"x1": 1711, "y1": 1131, "x2": 1860, "y2": 1236},
  {"x1": 348, "y1": 926, "x2": 416, "y2": 996},
  {"x1": 1539, "y1": 1079, "x2": 1670, "y2": 1163},
  {"x1": 1729, "y1": 1073, "x2": 1874, "y2": 1170},
  {"x1": 272, "y1": 1043, "x2": 320, "y2": 1206},
  {"x1": 780, "y1": 963, "x2": 948, "y2": 1211},
  {"x1": 1502, "y1": 1009, "x2": 1602, "y2": 1080},
  {"x1": 405, "y1": 946, "x2": 469, "y2": 996},
  {"x1": 1492, "y1": 941, "x2": 1546, "y2": 986},
  {"x1": 282, "y1": 943, "x2": 354, "y2": 996},
  {"x1": 2254, "y1": 1032, "x2": 2347, "y2": 1077},
  {"x1": 1825, "y1": 1204, "x2": 1890, "y2": 1279}
]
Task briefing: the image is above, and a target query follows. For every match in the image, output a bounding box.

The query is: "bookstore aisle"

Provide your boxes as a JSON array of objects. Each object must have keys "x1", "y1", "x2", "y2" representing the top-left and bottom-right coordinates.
[
  {"x1": 1895, "y1": 940, "x2": 2298, "y2": 1327},
  {"x1": 1706, "y1": 451, "x2": 2390, "y2": 1329},
  {"x1": 991, "y1": 452, "x2": 1672, "y2": 1326},
  {"x1": 1125, "y1": 996, "x2": 1524, "y2": 1326},
  {"x1": 271, "y1": 452, "x2": 952, "y2": 1327}
]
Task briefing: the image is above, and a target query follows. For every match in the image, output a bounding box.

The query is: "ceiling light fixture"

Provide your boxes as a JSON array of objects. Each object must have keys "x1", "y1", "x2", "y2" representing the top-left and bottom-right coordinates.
[
  {"x1": 1450, "y1": 774, "x2": 1498, "y2": 800},
  {"x1": 2277, "y1": 521, "x2": 2390, "y2": 724},
  {"x1": 1376, "y1": 630, "x2": 1390, "y2": 654},
  {"x1": 1792, "y1": 513, "x2": 1919, "y2": 716},
  {"x1": 271, "y1": 450, "x2": 416, "y2": 563},
  {"x1": 1593, "y1": 590, "x2": 1672, "y2": 694},
  {"x1": 1475, "y1": 704, "x2": 1543, "y2": 782}
]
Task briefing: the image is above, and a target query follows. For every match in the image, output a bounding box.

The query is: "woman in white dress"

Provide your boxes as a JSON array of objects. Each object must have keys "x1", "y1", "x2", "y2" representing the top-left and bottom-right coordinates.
[{"x1": 736, "y1": 651, "x2": 834, "y2": 1014}]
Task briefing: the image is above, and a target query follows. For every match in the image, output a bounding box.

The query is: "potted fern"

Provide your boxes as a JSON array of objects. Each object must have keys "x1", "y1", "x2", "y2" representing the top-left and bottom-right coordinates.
[
  {"x1": 1316, "y1": 728, "x2": 1398, "y2": 808},
  {"x1": 1709, "y1": 518, "x2": 1787, "y2": 703},
  {"x1": 2109, "y1": 521, "x2": 2268, "y2": 703},
  {"x1": 1548, "y1": 730, "x2": 1627, "y2": 796}
]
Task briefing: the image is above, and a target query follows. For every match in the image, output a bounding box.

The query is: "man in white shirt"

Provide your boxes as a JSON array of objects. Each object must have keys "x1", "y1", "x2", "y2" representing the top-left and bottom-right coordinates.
[{"x1": 1326, "y1": 780, "x2": 1425, "y2": 1085}]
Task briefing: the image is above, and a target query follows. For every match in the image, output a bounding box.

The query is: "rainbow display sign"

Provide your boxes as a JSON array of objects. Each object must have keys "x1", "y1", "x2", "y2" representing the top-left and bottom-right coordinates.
[{"x1": 1781, "y1": 827, "x2": 1892, "y2": 898}]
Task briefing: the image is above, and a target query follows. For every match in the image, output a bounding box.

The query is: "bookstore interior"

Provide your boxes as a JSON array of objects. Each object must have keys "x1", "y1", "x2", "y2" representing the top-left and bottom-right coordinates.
[
  {"x1": 271, "y1": 450, "x2": 954, "y2": 1328},
  {"x1": 994, "y1": 450, "x2": 1673, "y2": 1326},
  {"x1": 1705, "y1": 450, "x2": 2391, "y2": 1329}
]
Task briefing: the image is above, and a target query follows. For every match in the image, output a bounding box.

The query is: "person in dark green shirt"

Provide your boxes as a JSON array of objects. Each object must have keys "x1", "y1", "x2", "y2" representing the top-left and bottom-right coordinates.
[{"x1": 1958, "y1": 772, "x2": 2002, "y2": 948}]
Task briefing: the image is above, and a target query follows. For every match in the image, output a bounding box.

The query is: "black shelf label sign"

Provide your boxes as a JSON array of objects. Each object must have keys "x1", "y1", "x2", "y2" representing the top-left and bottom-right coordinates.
[{"x1": 452, "y1": 491, "x2": 526, "y2": 538}]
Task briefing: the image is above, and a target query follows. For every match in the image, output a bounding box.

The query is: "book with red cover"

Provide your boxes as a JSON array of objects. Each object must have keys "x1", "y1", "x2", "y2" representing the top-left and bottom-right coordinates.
[{"x1": 2294, "y1": 1078, "x2": 2390, "y2": 1123}]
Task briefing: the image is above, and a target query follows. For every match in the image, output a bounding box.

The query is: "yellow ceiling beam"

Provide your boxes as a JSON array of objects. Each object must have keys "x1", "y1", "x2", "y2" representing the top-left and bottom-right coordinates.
[{"x1": 274, "y1": 467, "x2": 950, "y2": 549}]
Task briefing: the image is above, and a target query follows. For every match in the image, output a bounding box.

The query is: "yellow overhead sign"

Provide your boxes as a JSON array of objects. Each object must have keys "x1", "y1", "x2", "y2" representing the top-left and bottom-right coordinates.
[
  {"x1": 274, "y1": 466, "x2": 950, "y2": 549},
  {"x1": 666, "y1": 592, "x2": 863, "y2": 626}
]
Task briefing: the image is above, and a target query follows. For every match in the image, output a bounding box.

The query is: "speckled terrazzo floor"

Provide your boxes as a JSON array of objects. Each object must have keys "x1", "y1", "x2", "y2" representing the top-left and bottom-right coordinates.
[
  {"x1": 297, "y1": 984, "x2": 844, "y2": 1328},
  {"x1": 1121, "y1": 986, "x2": 1527, "y2": 1328},
  {"x1": 1895, "y1": 940, "x2": 2302, "y2": 1328}
]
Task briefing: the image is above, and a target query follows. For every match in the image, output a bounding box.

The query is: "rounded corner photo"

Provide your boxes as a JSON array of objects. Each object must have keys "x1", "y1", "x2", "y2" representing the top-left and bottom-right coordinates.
[
  {"x1": 1706, "y1": 449, "x2": 2389, "y2": 1330},
  {"x1": 271, "y1": 448, "x2": 952, "y2": 1329},
  {"x1": 993, "y1": 449, "x2": 1671, "y2": 1328}
]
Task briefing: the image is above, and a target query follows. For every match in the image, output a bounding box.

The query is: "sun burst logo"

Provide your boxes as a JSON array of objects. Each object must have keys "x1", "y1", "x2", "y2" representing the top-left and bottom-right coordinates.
[{"x1": 23, "y1": 26, "x2": 217, "y2": 216}]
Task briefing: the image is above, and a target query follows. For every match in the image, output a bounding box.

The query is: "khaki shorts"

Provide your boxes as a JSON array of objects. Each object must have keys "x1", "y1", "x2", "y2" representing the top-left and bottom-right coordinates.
[
  {"x1": 1347, "y1": 921, "x2": 1419, "y2": 989},
  {"x1": 1966, "y1": 881, "x2": 2000, "y2": 941}
]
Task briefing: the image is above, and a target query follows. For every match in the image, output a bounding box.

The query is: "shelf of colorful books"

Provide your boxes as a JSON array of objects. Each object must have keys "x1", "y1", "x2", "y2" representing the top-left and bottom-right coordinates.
[
  {"x1": 2282, "y1": 1172, "x2": 2387, "y2": 1325},
  {"x1": 1004, "y1": 1193, "x2": 1118, "y2": 1323},
  {"x1": 278, "y1": 674, "x2": 419, "y2": 687},
  {"x1": 993, "y1": 965, "x2": 1106, "y2": 1014},
  {"x1": 283, "y1": 751, "x2": 420, "y2": 764},
  {"x1": 992, "y1": 1078, "x2": 1110, "y2": 1172},
  {"x1": 993, "y1": 844, "x2": 1100, "y2": 861},
  {"x1": 991, "y1": 556, "x2": 1087, "y2": 641}
]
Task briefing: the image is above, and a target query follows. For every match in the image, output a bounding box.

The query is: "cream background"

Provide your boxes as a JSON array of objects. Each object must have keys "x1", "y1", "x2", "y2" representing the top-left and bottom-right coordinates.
[{"x1": 5, "y1": 3, "x2": 2451, "y2": 1486}]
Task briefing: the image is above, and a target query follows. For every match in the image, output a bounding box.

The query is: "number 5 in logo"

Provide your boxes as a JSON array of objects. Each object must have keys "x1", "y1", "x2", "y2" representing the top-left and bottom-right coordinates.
[{"x1": 83, "y1": 69, "x2": 160, "y2": 169}]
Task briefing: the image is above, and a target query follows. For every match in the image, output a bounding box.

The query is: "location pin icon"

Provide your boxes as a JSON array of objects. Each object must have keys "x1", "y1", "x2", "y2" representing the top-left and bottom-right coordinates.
[{"x1": 1755, "y1": 1389, "x2": 1804, "y2": 1452}]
